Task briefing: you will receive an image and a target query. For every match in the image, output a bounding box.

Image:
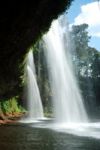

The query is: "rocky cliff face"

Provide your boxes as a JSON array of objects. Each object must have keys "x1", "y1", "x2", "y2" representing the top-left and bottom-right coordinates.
[{"x1": 0, "y1": 0, "x2": 73, "y2": 99}]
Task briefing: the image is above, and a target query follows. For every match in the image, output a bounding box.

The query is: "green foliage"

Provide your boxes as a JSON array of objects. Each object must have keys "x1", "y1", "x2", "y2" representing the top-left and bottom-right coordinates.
[
  {"x1": 71, "y1": 23, "x2": 100, "y2": 118},
  {"x1": 0, "y1": 97, "x2": 26, "y2": 114},
  {"x1": 71, "y1": 24, "x2": 91, "y2": 59},
  {"x1": 71, "y1": 23, "x2": 100, "y2": 78}
]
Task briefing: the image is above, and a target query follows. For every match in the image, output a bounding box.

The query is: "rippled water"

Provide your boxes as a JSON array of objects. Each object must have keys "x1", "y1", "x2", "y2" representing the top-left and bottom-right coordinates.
[{"x1": 0, "y1": 121, "x2": 100, "y2": 150}]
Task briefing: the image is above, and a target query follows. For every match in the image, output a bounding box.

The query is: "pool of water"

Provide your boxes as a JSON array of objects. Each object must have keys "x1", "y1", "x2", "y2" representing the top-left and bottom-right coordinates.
[{"x1": 0, "y1": 121, "x2": 100, "y2": 150}]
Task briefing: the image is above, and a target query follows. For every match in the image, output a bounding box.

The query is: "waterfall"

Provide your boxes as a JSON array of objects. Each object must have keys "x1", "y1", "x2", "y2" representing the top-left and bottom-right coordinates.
[
  {"x1": 25, "y1": 50, "x2": 44, "y2": 121},
  {"x1": 43, "y1": 15, "x2": 88, "y2": 123}
]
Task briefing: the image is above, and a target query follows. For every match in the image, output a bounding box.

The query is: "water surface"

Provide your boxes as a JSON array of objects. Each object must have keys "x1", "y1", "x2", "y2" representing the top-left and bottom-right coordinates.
[{"x1": 0, "y1": 122, "x2": 100, "y2": 150}]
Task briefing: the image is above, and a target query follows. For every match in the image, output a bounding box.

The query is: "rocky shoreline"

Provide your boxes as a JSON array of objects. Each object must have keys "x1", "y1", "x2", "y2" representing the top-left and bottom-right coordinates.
[{"x1": 0, "y1": 112, "x2": 25, "y2": 125}]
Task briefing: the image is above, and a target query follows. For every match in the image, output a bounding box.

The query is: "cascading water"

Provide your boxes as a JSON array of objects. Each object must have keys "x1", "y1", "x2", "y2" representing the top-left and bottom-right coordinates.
[
  {"x1": 43, "y1": 15, "x2": 88, "y2": 123},
  {"x1": 25, "y1": 50, "x2": 44, "y2": 121}
]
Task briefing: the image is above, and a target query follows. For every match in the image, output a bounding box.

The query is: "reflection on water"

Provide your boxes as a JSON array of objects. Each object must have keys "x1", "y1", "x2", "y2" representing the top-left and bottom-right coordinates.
[{"x1": 0, "y1": 122, "x2": 100, "y2": 150}]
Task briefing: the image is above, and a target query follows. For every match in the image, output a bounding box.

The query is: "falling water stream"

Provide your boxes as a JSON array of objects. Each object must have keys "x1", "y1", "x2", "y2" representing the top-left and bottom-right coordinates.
[
  {"x1": 43, "y1": 15, "x2": 88, "y2": 123},
  {"x1": 23, "y1": 50, "x2": 44, "y2": 121}
]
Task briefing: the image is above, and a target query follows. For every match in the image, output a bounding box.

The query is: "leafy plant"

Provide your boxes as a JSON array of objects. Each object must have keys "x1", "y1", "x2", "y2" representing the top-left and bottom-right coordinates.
[{"x1": 0, "y1": 97, "x2": 26, "y2": 114}]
